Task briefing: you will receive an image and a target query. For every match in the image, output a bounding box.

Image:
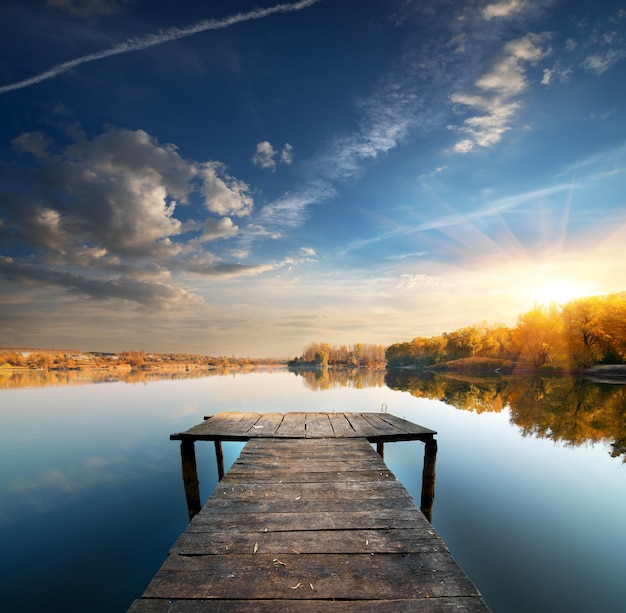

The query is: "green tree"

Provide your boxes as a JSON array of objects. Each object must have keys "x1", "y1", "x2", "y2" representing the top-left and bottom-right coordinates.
[{"x1": 314, "y1": 350, "x2": 329, "y2": 368}]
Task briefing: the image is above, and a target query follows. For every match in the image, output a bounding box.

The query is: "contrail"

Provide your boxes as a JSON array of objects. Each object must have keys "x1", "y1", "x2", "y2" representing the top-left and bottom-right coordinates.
[{"x1": 0, "y1": 0, "x2": 322, "y2": 95}]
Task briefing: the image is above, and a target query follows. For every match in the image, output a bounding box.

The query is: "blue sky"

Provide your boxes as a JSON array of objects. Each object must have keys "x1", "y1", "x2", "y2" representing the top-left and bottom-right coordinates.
[{"x1": 1, "y1": 0, "x2": 625, "y2": 357}]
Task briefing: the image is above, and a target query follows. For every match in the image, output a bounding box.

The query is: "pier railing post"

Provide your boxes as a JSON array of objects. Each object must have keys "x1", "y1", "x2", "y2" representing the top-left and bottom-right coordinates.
[
  {"x1": 214, "y1": 439, "x2": 225, "y2": 481},
  {"x1": 180, "y1": 440, "x2": 201, "y2": 522},
  {"x1": 420, "y1": 437, "x2": 437, "y2": 522}
]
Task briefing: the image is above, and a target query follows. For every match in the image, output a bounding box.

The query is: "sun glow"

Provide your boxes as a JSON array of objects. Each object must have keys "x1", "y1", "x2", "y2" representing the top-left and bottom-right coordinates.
[
  {"x1": 496, "y1": 256, "x2": 603, "y2": 311},
  {"x1": 528, "y1": 279, "x2": 594, "y2": 307}
]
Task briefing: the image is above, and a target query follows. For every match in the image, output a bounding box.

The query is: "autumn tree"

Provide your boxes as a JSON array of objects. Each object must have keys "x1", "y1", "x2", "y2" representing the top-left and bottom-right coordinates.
[
  {"x1": 561, "y1": 298, "x2": 610, "y2": 370},
  {"x1": 514, "y1": 304, "x2": 564, "y2": 369}
]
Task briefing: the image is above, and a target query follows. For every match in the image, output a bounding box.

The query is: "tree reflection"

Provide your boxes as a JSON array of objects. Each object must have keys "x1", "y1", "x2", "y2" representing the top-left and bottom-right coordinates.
[
  {"x1": 290, "y1": 367, "x2": 387, "y2": 390},
  {"x1": 386, "y1": 371, "x2": 626, "y2": 462},
  {"x1": 0, "y1": 366, "x2": 284, "y2": 389}
]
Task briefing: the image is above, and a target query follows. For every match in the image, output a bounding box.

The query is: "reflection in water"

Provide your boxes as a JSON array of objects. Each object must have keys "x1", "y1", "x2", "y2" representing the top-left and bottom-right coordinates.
[
  {"x1": 0, "y1": 366, "x2": 284, "y2": 389},
  {"x1": 386, "y1": 371, "x2": 626, "y2": 462},
  {"x1": 290, "y1": 367, "x2": 386, "y2": 390}
]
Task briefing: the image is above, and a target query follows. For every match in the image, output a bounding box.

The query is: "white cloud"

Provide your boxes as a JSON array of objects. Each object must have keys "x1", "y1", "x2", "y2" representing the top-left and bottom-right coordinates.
[
  {"x1": 280, "y1": 143, "x2": 294, "y2": 165},
  {"x1": 482, "y1": 0, "x2": 528, "y2": 20},
  {"x1": 544, "y1": 9, "x2": 626, "y2": 83},
  {"x1": 581, "y1": 49, "x2": 626, "y2": 74},
  {"x1": 258, "y1": 181, "x2": 336, "y2": 229},
  {"x1": 252, "y1": 141, "x2": 277, "y2": 170},
  {"x1": 299, "y1": 247, "x2": 316, "y2": 257},
  {"x1": 452, "y1": 138, "x2": 476, "y2": 154},
  {"x1": 197, "y1": 217, "x2": 239, "y2": 242},
  {"x1": 252, "y1": 141, "x2": 294, "y2": 170},
  {"x1": 450, "y1": 33, "x2": 548, "y2": 153},
  {"x1": 199, "y1": 162, "x2": 253, "y2": 217}
]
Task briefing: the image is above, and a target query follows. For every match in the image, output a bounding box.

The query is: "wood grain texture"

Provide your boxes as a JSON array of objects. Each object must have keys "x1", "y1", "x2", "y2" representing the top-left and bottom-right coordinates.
[
  {"x1": 170, "y1": 412, "x2": 436, "y2": 442},
  {"x1": 130, "y1": 434, "x2": 489, "y2": 611}
]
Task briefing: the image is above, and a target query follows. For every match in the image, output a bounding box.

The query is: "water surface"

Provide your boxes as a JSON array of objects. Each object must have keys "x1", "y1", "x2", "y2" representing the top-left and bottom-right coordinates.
[{"x1": 1, "y1": 368, "x2": 624, "y2": 612}]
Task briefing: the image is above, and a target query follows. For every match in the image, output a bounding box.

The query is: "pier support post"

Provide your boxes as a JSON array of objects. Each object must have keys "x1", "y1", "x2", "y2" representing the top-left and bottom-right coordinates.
[
  {"x1": 420, "y1": 438, "x2": 437, "y2": 522},
  {"x1": 180, "y1": 440, "x2": 201, "y2": 522},
  {"x1": 376, "y1": 441, "x2": 384, "y2": 459},
  {"x1": 214, "y1": 439, "x2": 225, "y2": 481}
]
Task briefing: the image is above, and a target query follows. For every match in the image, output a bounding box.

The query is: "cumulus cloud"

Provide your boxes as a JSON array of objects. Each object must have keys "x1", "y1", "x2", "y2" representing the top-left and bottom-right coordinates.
[
  {"x1": 482, "y1": 0, "x2": 528, "y2": 20},
  {"x1": 12, "y1": 131, "x2": 53, "y2": 157},
  {"x1": 252, "y1": 141, "x2": 277, "y2": 169},
  {"x1": 280, "y1": 143, "x2": 294, "y2": 165},
  {"x1": 10, "y1": 128, "x2": 195, "y2": 260},
  {"x1": 252, "y1": 141, "x2": 294, "y2": 171},
  {"x1": 450, "y1": 33, "x2": 549, "y2": 153},
  {"x1": 0, "y1": 127, "x2": 264, "y2": 308},
  {"x1": 197, "y1": 217, "x2": 239, "y2": 242},
  {"x1": 198, "y1": 162, "x2": 253, "y2": 216}
]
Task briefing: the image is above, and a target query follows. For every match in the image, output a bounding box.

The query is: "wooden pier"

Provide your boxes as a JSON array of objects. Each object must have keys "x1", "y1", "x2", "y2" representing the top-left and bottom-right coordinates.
[{"x1": 129, "y1": 412, "x2": 490, "y2": 611}]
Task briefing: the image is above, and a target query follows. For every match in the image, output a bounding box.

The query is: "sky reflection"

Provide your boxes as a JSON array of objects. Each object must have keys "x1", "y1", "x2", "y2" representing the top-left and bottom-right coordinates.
[{"x1": 1, "y1": 371, "x2": 625, "y2": 613}]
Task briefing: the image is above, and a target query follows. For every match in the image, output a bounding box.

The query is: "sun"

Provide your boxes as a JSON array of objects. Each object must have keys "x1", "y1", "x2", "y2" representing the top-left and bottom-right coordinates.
[
  {"x1": 529, "y1": 279, "x2": 593, "y2": 306},
  {"x1": 506, "y1": 258, "x2": 600, "y2": 308}
]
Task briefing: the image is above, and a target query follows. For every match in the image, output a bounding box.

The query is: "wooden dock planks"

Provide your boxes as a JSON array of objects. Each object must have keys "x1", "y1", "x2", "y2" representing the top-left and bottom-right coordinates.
[
  {"x1": 129, "y1": 436, "x2": 490, "y2": 612},
  {"x1": 171, "y1": 411, "x2": 437, "y2": 443}
]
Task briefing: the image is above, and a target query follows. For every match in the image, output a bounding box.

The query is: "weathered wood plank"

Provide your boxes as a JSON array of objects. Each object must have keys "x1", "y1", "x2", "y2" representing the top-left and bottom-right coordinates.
[
  {"x1": 236, "y1": 448, "x2": 377, "y2": 462},
  {"x1": 228, "y1": 458, "x2": 384, "y2": 472},
  {"x1": 172, "y1": 412, "x2": 262, "y2": 440},
  {"x1": 378, "y1": 413, "x2": 437, "y2": 437},
  {"x1": 188, "y1": 508, "x2": 423, "y2": 532},
  {"x1": 327, "y1": 411, "x2": 358, "y2": 436},
  {"x1": 133, "y1": 417, "x2": 489, "y2": 613},
  {"x1": 172, "y1": 412, "x2": 437, "y2": 442},
  {"x1": 215, "y1": 412, "x2": 264, "y2": 436},
  {"x1": 361, "y1": 412, "x2": 409, "y2": 435},
  {"x1": 243, "y1": 412, "x2": 284, "y2": 436},
  {"x1": 170, "y1": 527, "x2": 446, "y2": 555},
  {"x1": 220, "y1": 468, "x2": 396, "y2": 483},
  {"x1": 143, "y1": 552, "x2": 480, "y2": 600},
  {"x1": 274, "y1": 411, "x2": 307, "y2": 437},
  {"x1": 130, "y1": 597, "x2": 490, "y2": 612},
  {"x1": 343, "y1": 412, "x2": 383, "y2": 437},
  {"x1": 241, "y1": 437, "x2": 372, "y2": 454},
  {"x1": 210, "y1": 480, "x2": 413, "y2": 501},
  {"x1": 304, "y1": 412, "x2": 334, "y2": 437},
  {"x1": 196, "y1": 495, "x2": 419, "y2": 515}
]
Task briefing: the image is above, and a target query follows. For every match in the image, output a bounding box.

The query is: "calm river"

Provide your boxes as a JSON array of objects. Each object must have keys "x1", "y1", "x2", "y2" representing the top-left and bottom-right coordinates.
[{"x1": 1, "y1": 367, "x2": 625, "y2": 612}]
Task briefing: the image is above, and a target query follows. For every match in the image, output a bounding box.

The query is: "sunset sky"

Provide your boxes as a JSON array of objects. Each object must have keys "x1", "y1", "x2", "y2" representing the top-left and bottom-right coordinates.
[{"x1": 1, "y1": 0, "x2": 625, "y2": 357}]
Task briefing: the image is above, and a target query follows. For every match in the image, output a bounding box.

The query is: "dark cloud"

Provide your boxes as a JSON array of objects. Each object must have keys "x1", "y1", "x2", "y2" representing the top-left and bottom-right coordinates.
[
  {"x1": 0, "y1": 127, "x2": 262, "y2": 307},
  {"x1": 0, "y1": 256, "x2": 197, "y2": 308}
]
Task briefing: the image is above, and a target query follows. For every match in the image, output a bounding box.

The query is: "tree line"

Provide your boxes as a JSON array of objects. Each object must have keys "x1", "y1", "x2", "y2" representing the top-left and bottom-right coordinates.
[
  {"x1": 386, "y1": 293, "x2": 626, "y2": 373},
  {"x1": 0, "y1": 349, "x2": 286, "y2": 370},
  {"x1": 290, "y1": 342, "x2": 387, "y2": 368}
]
